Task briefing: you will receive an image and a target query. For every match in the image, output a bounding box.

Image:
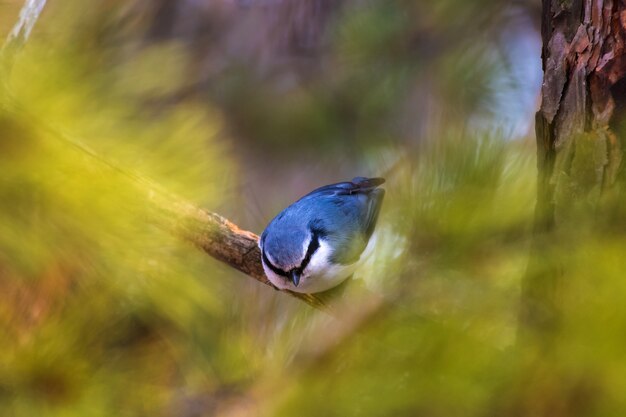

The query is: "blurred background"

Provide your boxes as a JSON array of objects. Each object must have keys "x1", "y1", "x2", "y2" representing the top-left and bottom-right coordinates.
[{"x1": 4, "y1": 1, "x2": 622, "y2": 416}]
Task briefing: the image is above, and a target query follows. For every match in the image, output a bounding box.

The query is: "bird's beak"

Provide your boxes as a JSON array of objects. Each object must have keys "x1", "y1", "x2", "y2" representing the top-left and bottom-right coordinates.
[{"x1": 290, "y1": 270, "x2": 301, "y2": 287}]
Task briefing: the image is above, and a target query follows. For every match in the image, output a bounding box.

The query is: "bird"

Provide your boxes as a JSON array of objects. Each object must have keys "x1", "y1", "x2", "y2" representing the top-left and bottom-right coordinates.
[{"x1": 259, "y1": 176, "x2": 385, "y2": 294}]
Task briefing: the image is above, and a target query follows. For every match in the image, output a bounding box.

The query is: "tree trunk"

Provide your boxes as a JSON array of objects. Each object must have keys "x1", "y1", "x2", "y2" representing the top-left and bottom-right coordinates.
[{"x1": 520, "y1": 0, "x2": 626, "y2": 337}]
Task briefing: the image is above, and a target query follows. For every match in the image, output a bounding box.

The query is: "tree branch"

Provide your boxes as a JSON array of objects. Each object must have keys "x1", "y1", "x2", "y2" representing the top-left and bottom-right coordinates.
[
  {"x1": 162, "y1": 198, "x2": 330, "y2": 311},
  {"x1": 1, "y1": 0, "x2": 329, "y2": 312},
  {"x1": 44, "y1": 123, "x2": 330, "y2": 312}
]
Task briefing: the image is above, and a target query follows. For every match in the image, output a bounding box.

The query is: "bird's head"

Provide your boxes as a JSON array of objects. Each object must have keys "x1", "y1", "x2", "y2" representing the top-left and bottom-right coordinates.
[{"x1": 260, "y1": 222, "x2": 321, "y2": 288}]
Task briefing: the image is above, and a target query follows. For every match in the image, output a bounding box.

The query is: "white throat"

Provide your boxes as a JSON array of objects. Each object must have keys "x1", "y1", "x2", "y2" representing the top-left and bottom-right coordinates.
[{"x1": 261, "y1": 237, "x2": 364, "y2": 294}]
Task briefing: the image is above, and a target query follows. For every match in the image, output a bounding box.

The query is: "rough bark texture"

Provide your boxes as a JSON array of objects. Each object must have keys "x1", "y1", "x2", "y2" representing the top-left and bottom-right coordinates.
[{"x1": 521, "y1": 0, "x2": 626, "y2": 335}]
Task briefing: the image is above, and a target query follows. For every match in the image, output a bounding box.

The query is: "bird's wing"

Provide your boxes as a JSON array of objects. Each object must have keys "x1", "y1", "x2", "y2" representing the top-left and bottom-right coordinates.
[
  {"x1": 361, "y1": 187, "x2": 385, "y2": 240},
  {"x1": 312, "y1": 177, "x2": 385, "y2": 265}
]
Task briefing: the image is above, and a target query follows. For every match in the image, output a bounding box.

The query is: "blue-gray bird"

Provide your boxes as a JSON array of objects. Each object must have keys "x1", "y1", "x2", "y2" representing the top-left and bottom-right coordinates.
[{"x1": 259, "y1": 177, "x2": 385, "y2": 293}]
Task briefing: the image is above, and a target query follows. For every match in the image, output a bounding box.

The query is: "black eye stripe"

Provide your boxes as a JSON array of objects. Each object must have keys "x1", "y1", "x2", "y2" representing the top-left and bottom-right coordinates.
[
  {"x1": 261, "y1": 231, "x2": 321, "y2": 279},
  {"x1": 298, "y1": 231, "x2": 320, "y2": 273},
  {"x1": 262, "y1": 249, "x2": 289, "y2": 277}
]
